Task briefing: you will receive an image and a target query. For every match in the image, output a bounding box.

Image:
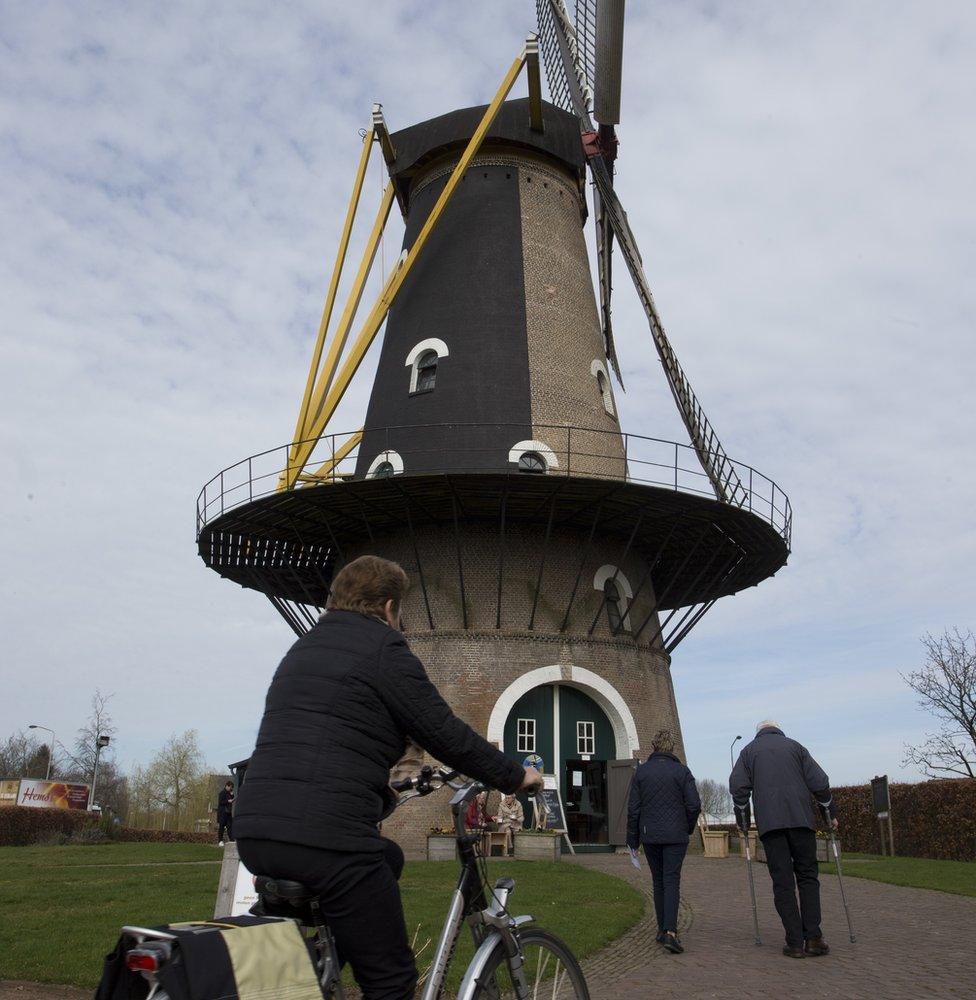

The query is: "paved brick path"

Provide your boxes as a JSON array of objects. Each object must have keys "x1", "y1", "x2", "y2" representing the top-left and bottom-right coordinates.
[{"x1": 572, "y1": 853, "x2": 976, "y2": 999}]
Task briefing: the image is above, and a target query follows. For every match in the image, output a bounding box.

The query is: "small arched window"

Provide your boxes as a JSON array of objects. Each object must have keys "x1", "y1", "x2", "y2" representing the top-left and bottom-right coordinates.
[
  {"x1": 518, "y1": 452, "x2": 547, "y2": 474},
  {"x1": 405, "y1": 338, "x2": 449, "y2": 393},
  {"x1": 591, "y1": 359, "x2": 616, "y2": 417},
  {"x1": 604, "y1": 578, "x2": 624, "y2": 634},
  {"x1": 365, "y1": 450, "x2": 404, "y2": 479},
  {"x1": 415, "y1": 350, "x2": 438, "y2": 393}
]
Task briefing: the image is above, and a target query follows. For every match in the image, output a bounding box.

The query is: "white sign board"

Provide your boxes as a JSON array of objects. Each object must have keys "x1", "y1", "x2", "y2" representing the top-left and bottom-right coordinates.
[{"x1": 231, "y1": 861, "x2": 259, "y2": 916}]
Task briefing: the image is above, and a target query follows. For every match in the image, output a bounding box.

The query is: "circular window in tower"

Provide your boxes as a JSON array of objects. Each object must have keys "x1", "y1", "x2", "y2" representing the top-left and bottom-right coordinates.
[
  {"x1": 518, "y1": 452, "x2": 547, "y2": 474},
  {"x1": 373, "y1": 461, "x2": 395, "y2": 478}
]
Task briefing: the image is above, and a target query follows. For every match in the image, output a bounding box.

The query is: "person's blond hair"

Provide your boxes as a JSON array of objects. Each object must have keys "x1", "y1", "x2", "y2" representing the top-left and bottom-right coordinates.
[
  {"x1": 651, "y1": 729, "x2": 675, "y2": 753},
  {"x1": 327, "y1": 555, "x2": 409, "y2": 619}
]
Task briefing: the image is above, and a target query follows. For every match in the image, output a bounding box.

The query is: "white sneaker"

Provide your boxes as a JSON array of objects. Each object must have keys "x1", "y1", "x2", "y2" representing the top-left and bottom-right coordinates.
[{"x1": 218, "y1": 841, "x2": 224, "y2": 847}]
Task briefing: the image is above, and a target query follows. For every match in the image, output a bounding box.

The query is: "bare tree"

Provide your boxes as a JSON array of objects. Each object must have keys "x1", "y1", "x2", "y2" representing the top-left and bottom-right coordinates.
[
  {"x1": 61, "y1": 690, "x2": 118, "y2": 784},
  {"x1": 902, "y1": 628, "x2": 976, "y2": 779},
  {"x1": 0, "y1": 731, "x2": 54, "y2": 779},
  {"x1": 150, "y1": 730, "x2": 205, "y2": 829},
  {"x1": 697, "y1": 778, "x2": 732, "y2": 827}
]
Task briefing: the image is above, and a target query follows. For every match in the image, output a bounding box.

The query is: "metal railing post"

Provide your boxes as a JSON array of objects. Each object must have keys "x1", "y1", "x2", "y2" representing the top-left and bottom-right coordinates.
[{"x1": 248, "y1": 458, "x2": 253, "y2": 501}]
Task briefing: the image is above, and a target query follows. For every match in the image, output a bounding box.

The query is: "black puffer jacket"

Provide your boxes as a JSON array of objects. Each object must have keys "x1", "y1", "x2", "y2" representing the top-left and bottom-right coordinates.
[
  {"x1": 234, "y1": 610, "x2": 524, "y2": 852},
  {"x1": 729, "y1": 727, "x2": 831, "y2": 835},
  {"x1": 626, "y1": 752, "x2": 701, "y2": 847}
]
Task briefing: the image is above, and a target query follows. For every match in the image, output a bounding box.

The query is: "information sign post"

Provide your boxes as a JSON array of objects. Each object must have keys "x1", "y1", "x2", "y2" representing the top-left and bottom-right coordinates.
[{"x1": 871, "y1": 774, "x2": 894, "y2": 856}]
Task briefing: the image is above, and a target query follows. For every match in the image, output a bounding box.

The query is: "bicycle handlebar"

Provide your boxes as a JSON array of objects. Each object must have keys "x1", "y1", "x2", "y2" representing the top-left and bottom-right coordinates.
[{"x1": 390, "y1": 765, "x2": 462, "y2": 796}]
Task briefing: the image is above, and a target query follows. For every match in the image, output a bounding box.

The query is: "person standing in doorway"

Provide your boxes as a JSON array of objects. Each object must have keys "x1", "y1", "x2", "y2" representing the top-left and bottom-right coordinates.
[
  {"x1": 626, "y1": 730, "x2": 701, "y2": 954},
  {"x1": 217, "y1": 781, "x2": 234, "y2": 846},
  {"x1": 729, "y1": 720, "x2": 835, "y2": 959}
]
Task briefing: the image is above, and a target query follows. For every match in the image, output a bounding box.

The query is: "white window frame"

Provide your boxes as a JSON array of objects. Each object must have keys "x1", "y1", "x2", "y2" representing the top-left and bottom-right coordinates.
[
  {"x1": 365, "y1": 450, "x2": 404, "y2": 479},
  {"x1": 508, "y1": 439, "x2": 559, "y2": 472},
  {"x1": 592, "y1": 565, "x2": 634, "y2": 633},
  {"x1": 590, "y1": 359, "x2": 616, "y2": 417},
  {"x1": 405, "y1": 338, "x2": 449, "y2": 393},
  {"x1": 516, "y1": 718, "x2": 536, "y2": 754},
  {"x1": 577, "y1": 720, "x2": 595, "y2": 756}
]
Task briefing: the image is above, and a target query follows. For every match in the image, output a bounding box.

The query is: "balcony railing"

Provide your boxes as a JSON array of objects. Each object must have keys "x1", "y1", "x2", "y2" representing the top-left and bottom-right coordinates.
[{"x1": 196, "y1": 423, "x2": 791, "y2": 548}]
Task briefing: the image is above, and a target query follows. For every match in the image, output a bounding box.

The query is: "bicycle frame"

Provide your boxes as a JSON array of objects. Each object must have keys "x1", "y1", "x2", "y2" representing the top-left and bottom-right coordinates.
[{"x1": 420, "y1": 780, "x2": 534, "y2": 1000}]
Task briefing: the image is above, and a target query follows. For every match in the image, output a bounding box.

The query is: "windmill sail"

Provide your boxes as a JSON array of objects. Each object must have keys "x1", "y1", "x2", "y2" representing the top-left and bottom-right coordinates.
[{"x1": 536, "y1": 0, "x2": 747, "y2": 506}]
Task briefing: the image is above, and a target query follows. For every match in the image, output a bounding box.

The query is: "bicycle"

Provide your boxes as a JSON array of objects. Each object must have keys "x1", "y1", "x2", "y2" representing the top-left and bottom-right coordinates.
[{"x1": 116, "y1": 766, "x2": 589, "y2": 999}]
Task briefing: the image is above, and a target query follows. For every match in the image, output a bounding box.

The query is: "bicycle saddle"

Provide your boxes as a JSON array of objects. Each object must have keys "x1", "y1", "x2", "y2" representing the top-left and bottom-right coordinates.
[{"x1": 253, "y1": 876, "x2": 316, "y2": 902}]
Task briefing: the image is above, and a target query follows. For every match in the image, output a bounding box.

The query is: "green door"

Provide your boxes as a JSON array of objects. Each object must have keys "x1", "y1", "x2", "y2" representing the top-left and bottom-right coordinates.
[{"x1": 502, "y1": 685, "x2": 555, "y2": 776}]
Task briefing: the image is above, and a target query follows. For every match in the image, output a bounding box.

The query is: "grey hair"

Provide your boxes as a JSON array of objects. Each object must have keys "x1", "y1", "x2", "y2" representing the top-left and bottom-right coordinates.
[{"x1": 756, "y1": 719, "x2": 780, "y2": 734}]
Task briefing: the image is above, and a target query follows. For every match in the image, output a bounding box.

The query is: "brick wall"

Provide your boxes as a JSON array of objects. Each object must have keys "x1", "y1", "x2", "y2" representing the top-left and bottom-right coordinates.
[
  {"x1": 339, "y1": 526, "x2": 683, "y2": 858},
  {"x1": 520, "y1": 156, "x2": 625, "y2": 480}
]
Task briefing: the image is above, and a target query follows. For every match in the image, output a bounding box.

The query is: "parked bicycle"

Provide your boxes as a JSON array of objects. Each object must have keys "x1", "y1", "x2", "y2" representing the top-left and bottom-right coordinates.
[{"x1": 116, "y1": 766, "x2": 589, "y2": 1000}]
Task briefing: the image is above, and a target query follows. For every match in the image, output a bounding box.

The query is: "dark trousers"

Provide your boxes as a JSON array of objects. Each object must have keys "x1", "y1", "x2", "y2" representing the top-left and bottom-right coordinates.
[
  {"x1": 644, "y1": 841, "x2": 688, "y2": 933},
  {"x1": 760, "y1": 827, "x2": 822, "y2": 946},
  {"x1": 217, "y1": 814, "x2": 233, "y2": 842},
  {"x1": 238, "y1": 837, "x2": 415, "y2": 1000}
]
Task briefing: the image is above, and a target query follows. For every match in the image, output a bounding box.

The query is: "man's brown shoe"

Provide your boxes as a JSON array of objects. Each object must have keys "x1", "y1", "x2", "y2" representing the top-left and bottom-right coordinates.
[
  {"x1": 782, "y1": 945, "x2": 805, "y2": 959},
  {"x1": 804, "y1": 937, "x2": 830, "y2": 956}
]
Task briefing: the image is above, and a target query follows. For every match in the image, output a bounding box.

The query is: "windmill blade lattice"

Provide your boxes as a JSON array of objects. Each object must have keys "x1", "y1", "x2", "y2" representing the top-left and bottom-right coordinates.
[{"x1": 536, "y1": 0, "x2": 748, "y2": 507}]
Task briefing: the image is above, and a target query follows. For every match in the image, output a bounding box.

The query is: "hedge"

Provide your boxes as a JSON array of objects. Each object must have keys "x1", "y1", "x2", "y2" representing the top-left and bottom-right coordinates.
[
  {"x1": 0, "y1": 807, "x2": 215, "y2": 846},
  {"x1": 0, "y1": 805, "x2": 92, "y2": 845},
  {"x1": 830, "y1": 779, "x2": 976, "y2": 861}
]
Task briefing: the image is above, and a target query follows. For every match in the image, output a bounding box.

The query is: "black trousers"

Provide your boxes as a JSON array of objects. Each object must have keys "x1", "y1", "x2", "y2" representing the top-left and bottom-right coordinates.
[
  {"x1": 644, "y1": 841, "x2": 687, "y2": 933},
  {"x1": 760, "y1": 827, "x2": 822, "y2": 946},
  {"x1": 237, "y1": 837, "x2": 416, "y2": 1000},
  {"x1": 217, "y1": 814, "x2": 233, "y2": 842}
]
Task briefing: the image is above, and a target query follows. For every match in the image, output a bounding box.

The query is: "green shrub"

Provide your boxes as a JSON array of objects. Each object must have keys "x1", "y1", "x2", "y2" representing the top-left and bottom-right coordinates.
[
  {"x1": 831, "y1": 779, "x2": 976, "y2": 861},
  {"x1": 0, "y1": 805, "x2": 90, "y2": 846}
]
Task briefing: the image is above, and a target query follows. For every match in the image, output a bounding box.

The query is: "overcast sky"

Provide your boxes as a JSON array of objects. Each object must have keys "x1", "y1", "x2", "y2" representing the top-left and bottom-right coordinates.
[{"x1": 1, "y1": 1, "x2": 973, "y2": 791}]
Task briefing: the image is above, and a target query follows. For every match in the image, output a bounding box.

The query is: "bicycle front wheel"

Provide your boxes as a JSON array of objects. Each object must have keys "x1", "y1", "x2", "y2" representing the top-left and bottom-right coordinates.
[{"x1": 470, "y1": 926, "x2": 590, "y2": 1000}]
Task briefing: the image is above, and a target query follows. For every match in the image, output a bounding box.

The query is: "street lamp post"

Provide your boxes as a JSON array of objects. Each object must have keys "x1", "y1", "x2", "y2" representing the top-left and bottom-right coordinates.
[
  {"x1": 27, "y1": 724, "x2": 55, "y2": 780},
  {"x1": 730, "y1": 734, "x2": 742, "y2": 769},
  {"x1": 90, "y1": 734, "x2": 110, "y2": 812}
]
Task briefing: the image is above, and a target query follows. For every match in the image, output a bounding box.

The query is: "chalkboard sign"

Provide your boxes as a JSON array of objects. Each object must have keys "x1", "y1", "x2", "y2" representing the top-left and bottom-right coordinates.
[
  {"x1": 529, "y1": 775, "x2": 574, "y2": 854},
  {"x1": 535, "y1": 785, "x2": 565, "y2": 832}
]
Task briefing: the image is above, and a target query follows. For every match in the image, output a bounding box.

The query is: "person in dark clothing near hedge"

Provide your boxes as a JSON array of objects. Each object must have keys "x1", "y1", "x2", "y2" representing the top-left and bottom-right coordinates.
[
  {"x1": 730, "y1": 720, "x2": 836, "y2": 959},
  {"x1": 234, "y1": 555, "x2": 542, "y2": 1000},
  {"x1": 626, "y1": 729, "x2": 701, "y2": 954},
  {"x1": 216, "y1": 781, "x2": 234, "y2": 846}
]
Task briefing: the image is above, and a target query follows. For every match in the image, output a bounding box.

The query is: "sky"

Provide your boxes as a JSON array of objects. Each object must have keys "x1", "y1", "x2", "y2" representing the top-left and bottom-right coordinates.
[{"x1": 1, "y1": 1, "x2": 974, "y2": 791}]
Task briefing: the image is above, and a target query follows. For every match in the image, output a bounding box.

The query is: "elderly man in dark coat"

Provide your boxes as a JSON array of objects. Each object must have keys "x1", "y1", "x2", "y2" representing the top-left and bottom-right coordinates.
[
  {"x1": 627, "y1": 729, "x2": 701, "y2": 954},
  {"x1": 730, "y1": 720, "x2": 835, "y2": 959}
]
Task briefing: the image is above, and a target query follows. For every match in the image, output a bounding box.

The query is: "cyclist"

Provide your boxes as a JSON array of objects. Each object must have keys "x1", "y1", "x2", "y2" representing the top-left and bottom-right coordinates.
[{"x1": 234, "y1": 554, "x2": 542, "y2": 1000}]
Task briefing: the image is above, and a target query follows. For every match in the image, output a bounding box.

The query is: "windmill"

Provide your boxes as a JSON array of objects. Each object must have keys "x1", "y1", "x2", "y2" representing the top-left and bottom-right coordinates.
[{"x1": 197, "y1": 1, "x2": 791, "y2": 856}]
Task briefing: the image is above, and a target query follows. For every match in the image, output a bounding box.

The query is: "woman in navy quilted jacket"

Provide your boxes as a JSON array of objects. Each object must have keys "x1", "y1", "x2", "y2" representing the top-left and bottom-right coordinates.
[{"x1": 626, "y1": 729, "x2": 701, "y2": 953}]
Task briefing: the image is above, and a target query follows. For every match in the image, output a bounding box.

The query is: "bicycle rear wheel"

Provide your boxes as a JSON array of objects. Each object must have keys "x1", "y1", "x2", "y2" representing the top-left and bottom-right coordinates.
[{"x1": 470, "y1": 927, "x2": 589, "y2": 999}]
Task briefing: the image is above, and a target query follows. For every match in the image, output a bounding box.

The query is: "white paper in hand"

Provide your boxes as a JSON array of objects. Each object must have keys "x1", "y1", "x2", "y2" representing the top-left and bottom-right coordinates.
[{"x1": 628, "y1": 847, "x2": 641, "y2": 870}]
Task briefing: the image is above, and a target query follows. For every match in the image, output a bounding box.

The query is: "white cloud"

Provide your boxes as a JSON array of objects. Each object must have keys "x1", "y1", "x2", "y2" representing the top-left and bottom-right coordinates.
[{"x1": 0, "y1": 1, "x2": 972, "y2": 788}]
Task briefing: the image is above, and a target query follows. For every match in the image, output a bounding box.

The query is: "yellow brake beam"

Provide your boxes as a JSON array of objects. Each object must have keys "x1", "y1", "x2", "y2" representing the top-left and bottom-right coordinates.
[
  {"x1": 301, "y1": 182, "x2": 395, "y2": 436},
  {"x1": 292, "y1": 128, "x2": 375, "y2": 447},
  {"x1": 283, "y1": 46, "x2": 529, "y2": 488},
  {"x1": 297, "y1": 429, "x2": 363, "y2": 483}
]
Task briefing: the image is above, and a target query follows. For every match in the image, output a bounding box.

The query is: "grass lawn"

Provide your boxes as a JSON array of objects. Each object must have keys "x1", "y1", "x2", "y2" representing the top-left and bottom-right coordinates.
[
  {"x1": 824, "y1": 852, "x2": 976, "y2": 897},
  {"x1": 0, "y1": 843, "x2": 643, "y2": 991}
]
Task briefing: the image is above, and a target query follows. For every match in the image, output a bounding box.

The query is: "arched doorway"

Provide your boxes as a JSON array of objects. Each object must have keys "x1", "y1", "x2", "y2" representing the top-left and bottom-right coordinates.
[{"x1": 501, "y1": 684, "x2": 616, "y2": 846}]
